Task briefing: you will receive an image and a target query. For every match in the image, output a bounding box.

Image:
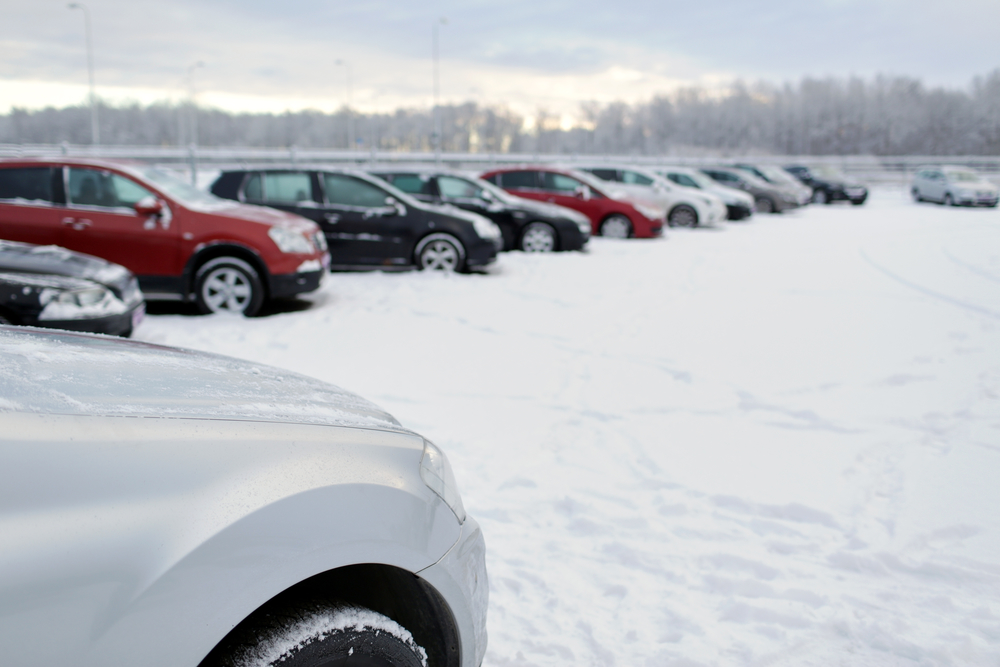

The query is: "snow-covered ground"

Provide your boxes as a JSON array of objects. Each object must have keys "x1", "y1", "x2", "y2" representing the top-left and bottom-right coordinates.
[{"x1": 136, "y1": 189, "x2": 1000, "y2": 666}]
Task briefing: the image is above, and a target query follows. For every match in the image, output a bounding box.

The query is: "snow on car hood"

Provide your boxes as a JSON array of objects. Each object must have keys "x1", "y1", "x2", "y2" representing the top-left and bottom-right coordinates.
[
  {"x1": 0, "y1": 327, "x2": 404, "y2": 431},
  {"x1": 0, "y1": 241, "x2": 133, "y2": 290},
  {"x1": 193, "y1": 200, "x2": 318, "y2": 232}
]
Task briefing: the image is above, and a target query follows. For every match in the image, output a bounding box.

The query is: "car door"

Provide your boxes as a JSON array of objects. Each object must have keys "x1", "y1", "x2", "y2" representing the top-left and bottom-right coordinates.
[
  {"x1": 242, "y1": 170, "x2": 324, "y2": 223},
  {"x1": 0, "y1": 166, "x2": 65, "y2": 246},
  {"x1": 497, "y1": 170, "x2": 546, "y2": 203},
  {"x1": 538, "y1": 171, "x2": 597, "y2": 218},
  {"x1": 60, "y1": 166, "x2": 180, "y2": 278},
  {"x1": 319, "y1": 173, "x2": 411, "y2": 266}
]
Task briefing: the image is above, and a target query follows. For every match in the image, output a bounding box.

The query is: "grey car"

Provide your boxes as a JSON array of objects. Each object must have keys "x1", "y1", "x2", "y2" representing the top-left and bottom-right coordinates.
[
  {"x1": 0, "y1": 327, "x2": 488, "y2": 667},
  {"x1": 701, "y1": 167, "x2": 800, "y2": 214},
  {"x1": 911, "y1": 166, "x2": 999, "y2": 207}
]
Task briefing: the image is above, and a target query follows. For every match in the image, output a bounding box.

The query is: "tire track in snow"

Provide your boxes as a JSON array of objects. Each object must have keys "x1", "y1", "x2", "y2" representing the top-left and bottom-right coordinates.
[
  {"x1": 943, "y1": 246, "x2": 1000, "y2": 285},
  {"x1": 859, "y1": 248, "x2": 1000, "y2": 321}
]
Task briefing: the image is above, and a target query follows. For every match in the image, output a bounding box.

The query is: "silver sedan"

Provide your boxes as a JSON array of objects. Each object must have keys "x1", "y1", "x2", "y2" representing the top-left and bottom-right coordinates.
[{"x1": 0, "y1": 326, "x2": 487, "y2": 667}]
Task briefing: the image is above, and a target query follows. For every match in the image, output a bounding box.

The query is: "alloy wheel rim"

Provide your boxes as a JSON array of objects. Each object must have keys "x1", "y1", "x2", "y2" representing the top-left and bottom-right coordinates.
[
  {"x1": 671, "y1": 208, "x2": 696, "y2": 227},
  {"x1": 423, "y1": 242, "x2": 459, "y2": 270},
  {"x1": 603, "y1": 218, "x2": 630, "y2": 238},
  {"x1": 523, "y1": 226, "x2": 555, "y2": 252},
  {"x1": 203, "y1": 268, "x2": 251, "y2": 312}
]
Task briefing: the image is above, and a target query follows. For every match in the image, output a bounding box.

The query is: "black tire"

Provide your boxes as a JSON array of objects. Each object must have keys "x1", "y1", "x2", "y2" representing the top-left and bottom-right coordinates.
[
  {"x1": 912, "y1": 187, "x2": 923, "y2": 203},
  {"x1": 519, "y1": 222, "x2": 557, "y2": 252},
  {"x1": 668, "y1": 205, "x2": 698, "y2": 228},
  {"x1": 194, "y1": 256, "x2": 265, "y2": 317},
  {"x1": 944, "y1": 193, "x2": 955, "y2": 206},
  {"x1": 203, "y1": 604, "x2": 427, "y2": 667},
  {"x1": 599, "y1": 214, "x2": 632, "y2": 238},
  {"x1": 812, "y1": 189, "x2": 828, "y2": 205},
  {"x1": 415, "y1": 233, "x2": 465, "y2": 271},
  {"x1": 754, "y1": 197, "x2": 775, "y2": 214}
]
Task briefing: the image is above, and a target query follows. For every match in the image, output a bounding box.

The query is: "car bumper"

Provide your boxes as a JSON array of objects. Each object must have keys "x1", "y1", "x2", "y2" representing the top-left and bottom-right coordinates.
[
  {"x1": 466, "y1": 239, "x2": 499, "y2": 268},
  {"x1": 726, "y1": 203, "x2": 754, "y2": 220},
  {"x1": 269, "y1": 268, "x2": 325, "y2": 299},
  {"x1": 31, "y1": 301, "x2": 144, "y2": 337},
  {"x1": 417, "y1": 516, "x2": 489, "y2": 667},
  {"x1": 557, "y1": 223, "x2": 590, "y2": 251}
]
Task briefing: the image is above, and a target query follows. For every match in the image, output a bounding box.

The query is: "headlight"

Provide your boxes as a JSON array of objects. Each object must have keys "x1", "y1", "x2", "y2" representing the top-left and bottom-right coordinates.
[
  {"x1": 420, "y1": 440, "x2": 466, "y2": 523},
  {"x1": 268, "y1": 227, "x2": 314, "y2": 254},
  {"x1": 471, "y1": 216, "x2": 501, "y2": 240},
  {"x1": 38, "y1": 286, "x2": 126, "y2": 321},
  {"x1": 634, "y1": 204, "x2": 662, "y2": 220}
]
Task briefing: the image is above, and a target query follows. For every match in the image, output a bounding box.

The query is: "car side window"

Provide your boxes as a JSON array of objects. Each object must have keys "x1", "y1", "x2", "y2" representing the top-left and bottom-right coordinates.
[
  {"x1": 263, "y1": 172, "x2": 313, "y2": 203},
  {"x1": 541, "y1": 172, "x2": 584, "y2": 193},
  {"x1": 588, "y1": 168, "x2": 618, "y2": 182},
  {"x1": 0, "y1": 167, "x2": 54, "y2": 203},
  {"x1": 323, "y1": 174, "x2": 389, "y2": 207},
  {"x1": 386, "y1": 174, "x2": 431, "y2": 195},
  {"x1": 242, "y1": 173, "x2": 263, "y2": 200},
  {"x1": 622, "y1": 171, "x2": 654, "y2": 186},
  {"x1": 499, "y1": 171, "x2": 539, "y2": 189},
  {"x1": 67, "y1": 168, "x2": 154, "y2": 209},
  {"x1": 674, "y1": 174, "x2": 699, "y2": 188},
  {"x1": 438, "y1": 176, "x2": 484, "y2": 199}
]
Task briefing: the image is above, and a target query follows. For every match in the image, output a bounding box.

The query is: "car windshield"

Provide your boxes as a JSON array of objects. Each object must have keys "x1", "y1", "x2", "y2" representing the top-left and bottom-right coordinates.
[
  {"x1": 469, "y1": 176, "x2": 521, "y2": 204},
  {"x1": 947, "y1": 170, "x2": 982, "y2": 182},
  {"x1": 564, "y1": 170, "x2": 611, "y2": 196},
  {"x1": 663, "y1": 169, "x2": 714, "y2": 190},
  {"x1": 137, "y1": 167, "x2": 222, "y2": 206}
]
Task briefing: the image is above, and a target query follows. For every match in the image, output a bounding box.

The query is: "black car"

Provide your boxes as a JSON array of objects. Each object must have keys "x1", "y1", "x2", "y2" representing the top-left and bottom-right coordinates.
[
  {"x1": 784, "y1": 165, "x2": 869, "y2": 205},
  {"x1": 0, "y1": 240, "x2": 144, "y2": 335},
  {"x1": 370, "y1": 169, "x2": 591, "y2": 252},
  {"x1": 211, "y1": 168, "x2": 502, "y2": 272}
]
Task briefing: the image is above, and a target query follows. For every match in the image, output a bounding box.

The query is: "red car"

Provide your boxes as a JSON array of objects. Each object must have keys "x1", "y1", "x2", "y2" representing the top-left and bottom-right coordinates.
[
  {"x1": 479, "y1": 166, "x2": 665, "y2": 238},
  {"x1": 0, "y1": 159, "x2": 329, "y2": 316}
]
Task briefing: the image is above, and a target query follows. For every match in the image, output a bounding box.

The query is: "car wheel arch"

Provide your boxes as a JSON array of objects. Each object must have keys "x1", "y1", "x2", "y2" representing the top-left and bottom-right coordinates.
[{"x1": 184, "y1": 242, "x2": 271, "y2": 301}]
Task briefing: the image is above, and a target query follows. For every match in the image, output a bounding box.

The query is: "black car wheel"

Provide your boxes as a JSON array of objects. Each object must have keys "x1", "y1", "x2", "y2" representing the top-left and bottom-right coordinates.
[
  {"x1": 755, "y1": 197, "x2": 775, "y2": 214},
  {"x1": 204, "y1": 605, "x2": 426, "y2": 667},
  {"x1": 944, "y1": 193, "x2": 955, "y2": 206},
  {"x1": 911, "y1": 187, "x2": 923, "y2": 202},
  {"x1": 195, "y1": 256, "x2": 264, "y2": 317},
  {"x1": 415, "y1": 233, "x2": 465, "y2": 271},
  {"x1": 599, "y1": 214, "x2": 632, "y2": 238},
  {"x1": 812, "y1": 189, "x2": 829, "y2": 204},
  {"x1": 520, "y1": 222, "x2": 557, "y2": 252},
  {"x1": 668, "y1": 205, "x2": 698, "y2": 228}
]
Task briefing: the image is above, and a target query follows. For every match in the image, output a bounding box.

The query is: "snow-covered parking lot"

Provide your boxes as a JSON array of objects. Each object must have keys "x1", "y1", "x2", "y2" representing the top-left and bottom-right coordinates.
[{"x1": 136, "y1": 190, "x2": 1000, "y2": 667}]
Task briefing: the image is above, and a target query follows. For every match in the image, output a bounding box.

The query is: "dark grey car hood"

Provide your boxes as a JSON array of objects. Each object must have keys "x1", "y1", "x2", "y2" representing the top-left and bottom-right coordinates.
[{"x1": 0, "y1": 241, "x2": 133, "y2": 293}]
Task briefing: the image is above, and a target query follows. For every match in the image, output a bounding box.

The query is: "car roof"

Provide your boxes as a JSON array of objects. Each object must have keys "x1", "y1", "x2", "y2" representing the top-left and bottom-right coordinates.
[{"x1": 0, "y1": 327, "x2": 406, "y2": 432}]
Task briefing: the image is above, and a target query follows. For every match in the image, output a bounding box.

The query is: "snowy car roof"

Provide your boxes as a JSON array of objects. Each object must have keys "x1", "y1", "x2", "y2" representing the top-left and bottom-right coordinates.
[{"x1": 0, "y1": 327, "x2": 405, "y2": 431}]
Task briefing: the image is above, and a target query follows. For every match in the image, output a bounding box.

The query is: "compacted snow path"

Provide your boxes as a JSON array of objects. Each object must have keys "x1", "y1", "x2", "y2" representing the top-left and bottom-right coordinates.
[{"x1": 136, "y1": 189, "x2": 1000, "y2": 666}]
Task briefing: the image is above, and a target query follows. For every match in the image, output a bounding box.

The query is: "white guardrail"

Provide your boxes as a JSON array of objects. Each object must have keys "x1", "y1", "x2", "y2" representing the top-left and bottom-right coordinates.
[{"x1": 2, "y1": 143, "x2": 999, "y2": 187}]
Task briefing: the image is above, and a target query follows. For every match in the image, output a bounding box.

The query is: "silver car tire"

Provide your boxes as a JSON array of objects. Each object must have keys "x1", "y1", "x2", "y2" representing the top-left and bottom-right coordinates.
[
  {"x1": 911, "y1": 187, "x2": 923, "y2": 203},
  {"x1": 944, "y1": 193, "x2": 955, "y2": 206},
  {"x1": 755, "y1": 197, "x2": 775, "y2": 214},
  {"x1": 599, "y1": 214, "x2": 632, "y2": 238},
  {"x1": 415, "y1": 233, "x2": 465, "y2": 271},
  {"x1": 812, "y1": 189, "x2": 828, "y2": 204},
  {"x1": 520, "y1": 222, "x2": 557, "y2": 252},
  {"x1": 195, "y1": 257, "x2": 264, "y2": 317},
  {"x1": 668, "y1": 205, "x2": 698, "y2": 228}
]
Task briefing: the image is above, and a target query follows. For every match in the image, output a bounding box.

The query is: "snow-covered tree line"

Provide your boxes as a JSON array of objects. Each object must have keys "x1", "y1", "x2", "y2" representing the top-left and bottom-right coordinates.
[{"x1": 3, "y1": 70, "x2": 999, "y2": 156}]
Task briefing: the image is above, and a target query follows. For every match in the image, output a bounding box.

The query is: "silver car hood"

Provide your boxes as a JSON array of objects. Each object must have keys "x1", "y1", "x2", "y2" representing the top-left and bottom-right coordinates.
[{"x1": 0, "y1": 327, "x2": 404, "y2": 431}]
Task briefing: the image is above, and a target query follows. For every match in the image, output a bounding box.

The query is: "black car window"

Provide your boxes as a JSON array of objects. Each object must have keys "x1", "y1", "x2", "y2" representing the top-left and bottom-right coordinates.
[
  {"x1": 588, "y1": 168, "x2": 619, "y2": 182},
  {"x1": 264, "y1": 172, "x2": 313, "y2": 203},
  {"x1": 541, "y1": 172, "x2": 584, "y2": 193},
  {"x1": 323, "y1": 174, "x2": 389, "y2": 207},
  {"x1": 622, "y1": 170, "x2": 654, "y2": 186},
  {"x1": 438, "y1": 176, "x2": 484, "y2": 199},
  {"x1": 671, "y1": 174, "x2": 700, "y2": 188},
  {"x1": 386, "y1": 174, "x2": 431, "y2": 195},
  {"x1": 0, "y1": 167, "x2": 54, "y2": 203},
  {"x1": 68, "y1": 168, "x2": 154, "y2": 208},
  {"x1": 499, "y1": 171, "x2": 539, "y2": 189}
]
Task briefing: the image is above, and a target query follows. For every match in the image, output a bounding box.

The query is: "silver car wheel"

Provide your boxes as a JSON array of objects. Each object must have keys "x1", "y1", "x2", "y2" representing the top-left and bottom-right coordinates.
[
  {"x1": 755, "y1": 197, "x2": 775, "y2": 214},
  {"x1": 812, "y1": 189, "x2": 828, "y2": 204},
  {"x1": 912, "y1": 187, "x2": 923, "y2": 202},
  {"x1": 944, "y1": 193, "x2": 955, "y2": 206},
  {"x1": 520, "y1": 222, "x2": 557, "y2": 252},
  {"x1": 600, "y1": 215, "x2": 632, "y2": 238},
  {"x1": 418, "y1": 238, "x2": 461, "y2": 271},
  {"x1": 195, "y1": 257, "x2": 263, "y2": 316},
  {"x1": 668, "y1": 205, "x2": 698, "y2": 228}
]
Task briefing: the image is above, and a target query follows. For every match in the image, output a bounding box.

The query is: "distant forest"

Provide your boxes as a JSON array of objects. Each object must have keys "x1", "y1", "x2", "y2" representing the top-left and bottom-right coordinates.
[{"x1": 3, "y1": 71, "x2": 999, "y2": 156}]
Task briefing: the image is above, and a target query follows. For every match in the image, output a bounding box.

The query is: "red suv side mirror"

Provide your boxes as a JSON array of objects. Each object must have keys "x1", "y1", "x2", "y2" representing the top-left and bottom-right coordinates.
[{"x1": 134, "y1": 197, "x2": 163, "y2": 216}]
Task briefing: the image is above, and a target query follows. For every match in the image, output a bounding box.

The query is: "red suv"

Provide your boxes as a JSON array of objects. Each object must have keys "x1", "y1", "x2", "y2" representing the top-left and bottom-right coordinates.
[
  {"x1": 479, "y1": 166, "x2": 665, "y2": 238},
  {"x1": 0, "y1": 159, "x2": 329, "y2": 316}
]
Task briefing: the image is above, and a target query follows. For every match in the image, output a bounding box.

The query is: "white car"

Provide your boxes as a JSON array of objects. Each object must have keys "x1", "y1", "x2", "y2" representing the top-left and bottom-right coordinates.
[
  {"x1": 578, "y1": 165, "x2": 728, "y2": 228},
  {"x1": 656, "y1": 167, "x2": 756, "y2": 220},
  {"x1": 911, "y1": 166, "x2": 999, "y2": 207},
  {"x1": 0, "y1": 327, "x2": 487, "y2": 667}
]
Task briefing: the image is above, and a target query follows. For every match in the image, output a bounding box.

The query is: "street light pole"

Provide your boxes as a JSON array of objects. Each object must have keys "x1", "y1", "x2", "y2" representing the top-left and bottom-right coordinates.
[
  {"x1": 335, "y1": 59, "x2": 354, "y2": 151},
  {"x1": 67, "y1": 3, "x2": 98, "y2": 145},
  {"x1": 432, "y1": 17, "x2": 447, "y2": 164}
]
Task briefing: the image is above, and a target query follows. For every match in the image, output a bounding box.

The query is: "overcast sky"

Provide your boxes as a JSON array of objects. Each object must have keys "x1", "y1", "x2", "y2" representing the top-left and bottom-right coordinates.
[{"x1": 2, "y1": 0, "x2": 999, "y2": 125}]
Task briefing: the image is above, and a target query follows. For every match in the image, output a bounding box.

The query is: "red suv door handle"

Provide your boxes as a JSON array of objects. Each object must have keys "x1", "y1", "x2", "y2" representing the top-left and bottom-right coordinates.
[{"x1": 62, "y1": 217, "x2": 92, "y2": 230}]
